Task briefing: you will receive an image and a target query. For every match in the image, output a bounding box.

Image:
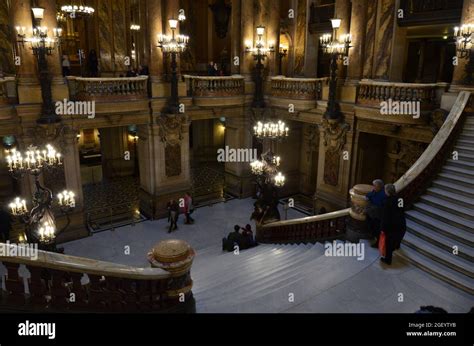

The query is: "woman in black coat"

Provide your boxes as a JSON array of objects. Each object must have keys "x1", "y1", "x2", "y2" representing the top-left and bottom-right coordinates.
[{"x1": 380, "y1": 184, "x2": 406, "y2": 265}]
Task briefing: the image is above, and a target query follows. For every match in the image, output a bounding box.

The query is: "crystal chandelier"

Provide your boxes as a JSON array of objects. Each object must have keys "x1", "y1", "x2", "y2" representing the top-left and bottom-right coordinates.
[
  {"x1": 319, "y1": 18, "x2": 351, "y2": 56},
  {"x1": 245, "y1": 25, "x2": 275, "y2": 58},
  {"x1": 454, "y1": 24, "x2": 473, "y2": 59},
  {"x1": 158, "y1": 19, "x2": 189, "y2": 53},
  {"x1": 250, "y1": 151, "x2": 285, "y2": 187},
  {"x1": 253, "y1": 120, "x2": 289, "y2": 140},
  {"x1": 5, "y1": 144, "x2": 75, "y2": 250},
  {"x1": 16, "y1": 25, "x2": 62, "y2": 56},
  {"x1": 61, "y1": 1, "x2": 95, "y2": 18}
]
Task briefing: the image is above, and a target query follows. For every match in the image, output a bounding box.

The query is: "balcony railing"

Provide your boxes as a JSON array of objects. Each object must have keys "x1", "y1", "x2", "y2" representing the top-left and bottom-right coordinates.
[
  {"x1": 271, "y1": 76, "x2": 327, "y2": 100},
  {"x1": 67, "y1": 76, "x2": 148, "y2": 102},
  {"x1": 357, "y1": 80, "x2": 442, "y2": 110},
  {"x1": 185, "y1": 75, "x2": 245, "y2": 97},
  {"x1": 0, "y1": 242, "x2": 194, "y2": 312}
]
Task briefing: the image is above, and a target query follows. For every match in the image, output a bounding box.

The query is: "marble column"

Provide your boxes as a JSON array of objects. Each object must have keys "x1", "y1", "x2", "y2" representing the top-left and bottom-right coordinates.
[
  {"x1": 11, "y1": 0, "x2": 41, "y2": 92},
  {"x1": 451, "y1": 0, "x2": 474, "y2": 87},
  {"x1": 148, "y1": 0, "x2": 164, "y2": 95},
  {"x1": 362, "y1": 0, "x2": 377, "y2": 79},
  {"x1": 240, "y1": 0, "x2": 254, "y2": 80},
  {"x1": 230, "y1": 0, "x2": 242, "y2": 75},
  {"x1": 255, "y1": 0, "x2": 280, "y2": 77},
  {"x1": 62, "y1": 129, "x2": 84, "y2": 209},
  {"x1": 39, "y1": 0, "x2": 62, "y2": 82},
  {"x1": 373, "y1": 0, "x2": 396, "y2": 80},
  {"x1": 99, "y1": 127, "x2": 134, "y2": 179},
  {"x1": 334, "y1": 0, "x2": 351, "y2": 79},
  {"x1": 224, "y1": 113, "x2": 254, "y2": 198},
  {"x1": 346, "y1": 0, "x2": 368, "y2": 83},
  {"x1": 138, "y1": 119, "x2": 192, "y2": 219}
]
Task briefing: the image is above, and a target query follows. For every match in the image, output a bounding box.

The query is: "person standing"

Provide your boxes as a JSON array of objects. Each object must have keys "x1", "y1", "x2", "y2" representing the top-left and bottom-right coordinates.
[
  {"x1": 88, "y1": 49, "x2": 99, "y2": 77},
  {"x1": 207, "y1": 61, "x2": 216, "y2": 76},
  {"x1": 184, "y1": 192, "x2": 194, "y2": 224},
  {"x1": 380, "y1": 184, "x2": 406, "y2": 265},
  {"x1": 366, "y1": 179, "x2": 387, "y2": 247},
  {"x1": 62, "y1": 55, "x2": 71, "y2": 77},
  {"x1": 168, "y1": 199, "x2": 179, "y2": 233}
]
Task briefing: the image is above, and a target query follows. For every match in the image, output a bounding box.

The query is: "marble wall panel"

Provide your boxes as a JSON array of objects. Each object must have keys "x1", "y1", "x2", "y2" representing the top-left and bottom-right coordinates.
[
  {"x1": 98, "y1": 0, "x2": 113, "y2": 73},
  {"x1": 373, "y1": 0, "x2": 395, "y2": 80},
  {"x1": 362, "y1": 0, "x2": 377, "y2": 79},
  {"x1": 294, "y1": 0, "x2": 307, "y2": 76},
  {"x1": 113, "y1": 0, "x2": 127, "y2": 73},
  {"x1": 0, "y1": 0, "x2": 14, "y2": 75}
]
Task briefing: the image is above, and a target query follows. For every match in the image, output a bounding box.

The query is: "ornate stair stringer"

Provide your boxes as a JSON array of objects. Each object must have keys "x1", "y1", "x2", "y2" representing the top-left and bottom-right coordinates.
[
  {"x1": 257, "y1": 92, "x2": 472, "y2": 257},
  {"x1": 0, "y1": 242, "x2": 195, "y2": 312}
]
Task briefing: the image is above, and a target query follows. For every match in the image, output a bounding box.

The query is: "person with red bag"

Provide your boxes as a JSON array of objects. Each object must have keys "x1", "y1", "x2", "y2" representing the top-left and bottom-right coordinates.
[{"x1": 379, "y1": 184, "x2": 406, "y2": 265}]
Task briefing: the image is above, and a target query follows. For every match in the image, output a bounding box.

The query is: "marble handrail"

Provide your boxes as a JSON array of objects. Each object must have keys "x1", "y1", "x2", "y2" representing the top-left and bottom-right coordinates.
[
  {"x1": 259, "y1": 91, "x2": 471, "y2": 242},
  {"x1": 270, "y1": 76, "x2": 327, "y2": 100},
  {"x1": 184, "y1": 75, "x2": 245, "y2": 97},
  {"x1": 67, "y1": 76, "x2": 148, "y2": 101},
  {"x1": 395, "y1": 91, "x2": 471, "y2": 203},
  {"x1": 357, "y1": 79, "x2": 438, "y2": 109},
  {"x1": 0, "y1": 242, "x2": 170, "y2": 280}
]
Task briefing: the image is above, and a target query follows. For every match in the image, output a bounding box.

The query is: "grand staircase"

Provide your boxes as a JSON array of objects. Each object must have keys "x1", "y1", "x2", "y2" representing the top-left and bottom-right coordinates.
[
  {"x1": 192, "y1": 240, "x2": 378, "y2": 313},
  {"x1": 396, "y1": 115, "x2": 474, "y2": 294}
]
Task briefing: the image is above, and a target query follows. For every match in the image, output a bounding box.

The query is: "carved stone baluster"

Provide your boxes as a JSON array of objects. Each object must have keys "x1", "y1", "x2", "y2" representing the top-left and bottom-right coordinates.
[
  {"x1": 26, "y1": 265, "x2": 49, "y2": 307},
  {"x1": 49, "y1": 269, "x2": 72, "y2": 309},
  {"x1": 3, "y1": 262, "x2": 26, "y2": 306}
]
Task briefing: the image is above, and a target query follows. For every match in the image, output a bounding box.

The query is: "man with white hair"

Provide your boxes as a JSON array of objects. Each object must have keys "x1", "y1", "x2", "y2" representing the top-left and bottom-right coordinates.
[{"x1": 366, "y1": 179, "x2": 387, "y2": 247}]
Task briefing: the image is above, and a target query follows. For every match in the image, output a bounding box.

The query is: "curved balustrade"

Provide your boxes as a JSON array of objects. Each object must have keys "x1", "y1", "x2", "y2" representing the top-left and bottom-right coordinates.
[
  {"x1": 258, "y1": 91, "x2": 472, "y2": 244},
  {"x1": 185, "y1": 75, "x2": 244, "y2": 97},
  {"x1": 270, "y1": 76, "x2": 327, "y2": 100},
  {"x1": 0, "y1": 242, "x2": 194, "y2": 312},
  {"x1": 67, "y1": 76, "x2": 148, "y2": 102},
  {"x1": 357, "y1": 79, "x2": 441, "y2": 110}
]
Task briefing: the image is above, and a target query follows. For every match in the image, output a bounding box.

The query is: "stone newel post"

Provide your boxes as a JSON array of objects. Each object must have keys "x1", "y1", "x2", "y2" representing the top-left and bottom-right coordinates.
[{"x1": 346, "y1": 183, "x2": 372, "y2": 242}]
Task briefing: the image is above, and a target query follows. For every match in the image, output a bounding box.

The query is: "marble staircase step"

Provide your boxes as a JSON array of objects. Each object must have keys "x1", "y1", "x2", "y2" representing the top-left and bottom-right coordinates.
[
  {"x1": 457, "y1": 139, "x2": 474, "y2": 146},
  {"x1": 193, "y1": 244, "x2": 319, "y2": 293},
  {"x1": 426, "y1": 187, "x2": 474, "y2": 209},
  {"x1": 403, "y1": 232, "x2": 473, "y2": 278},
  {"x1": 406, "y1": 219, "x2": 474, "y2": 261},
  {"x1": 454, "y1": 145, "x2": 474, "y2": 154},
  {"x1": 457, "y1": 152, "x2": 474, "y2": 162},
  {"x1": 405, "y1": 210, "x2": 474, "y2": 245},
  {"x1": 437, "y1": 172, "x2": 474, "y2": 188},
  {"x1": 432, "y1": 179, "x2": 474, "y2": 198},
  {"x1": 419, "y1": 195, "x2": 474, "y2": 220},
  {"x1": 194, "y1": 243, "x2": 326, "y2": 299},
  {"x1": 395, "y1": 247, "x2": 474, "y2": 295},
  {"x1": 413, "y1": 203, "x2": 474, "y2": 232},
  {"x1": 446, "y1": 158, "x2": 474, "y2": 169},
  {"x1": 443, "y1": 165, "x2": 474, "y2": 179}
]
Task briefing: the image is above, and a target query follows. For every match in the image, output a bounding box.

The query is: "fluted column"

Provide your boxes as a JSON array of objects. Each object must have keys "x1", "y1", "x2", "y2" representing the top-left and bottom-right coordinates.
[
  {"x1": 451, "y1": 0, "x2": 474, "y2": 87},
  {"x1": 346, "y1": 0, "x2": 368, "y2": 83},
  {"x1": 334, "y1": 0, "x2": 351, "y2": 79},
  {"x1": 241, "y1": 0, "x2": 254, "y2": 80},
  {"x1": 149, "y1": 0, "x2": 164, "y2": 83},
  {"x1": 12, "y1": 0, "x2": 38, "y2": 86},
  {"x1": 230, "y1": 0, "x2": 242, "y2": 75},
  {"x1": 39, "y1": 0, "x2": 63, "y2": 84}
]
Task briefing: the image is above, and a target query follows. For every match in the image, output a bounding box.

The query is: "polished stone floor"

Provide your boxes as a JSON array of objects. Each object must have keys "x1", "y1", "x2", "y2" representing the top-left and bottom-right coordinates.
[{"x1": 62, "y1": 198, "x2": 473, "y2": 313}]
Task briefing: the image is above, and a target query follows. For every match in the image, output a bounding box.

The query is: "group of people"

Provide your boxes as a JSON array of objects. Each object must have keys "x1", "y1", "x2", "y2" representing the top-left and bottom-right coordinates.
[
  {"x1": 207, "y1": 61, "x2": 226, "y2": 76},
  {"x1": 366, "y1": 179, "x2": 407, "y2": 265},
  {"x1": 166, "y1": 192, "x2": 194, "y2": 233},
  {"x1": 222, "y1": 224, "x2": 256, "y2": 252}
]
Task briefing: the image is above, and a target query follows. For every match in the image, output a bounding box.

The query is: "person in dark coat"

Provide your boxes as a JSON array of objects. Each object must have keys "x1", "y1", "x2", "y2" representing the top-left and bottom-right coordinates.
[
  {"x1": 0, "y1": 206, "x2": 11, "y2": 242},
  {"x1": 240, "y1": 224, "x2": 256, "y2": 249},
  {"x1": 380, "y1": 184, "x2": 406, "y2": 265},
  {"x1": 222, "y1": 225, "x2": 243, "y2": 252},
  {"x1": 167, "y1": 199, "x2": 179, "y2": 233},
  {"x1": 88, "y1": 49, "x2": 99, "y2": 77},
  {"x1": 366, "y1": 179, "x2": 387, "y2": 248}
]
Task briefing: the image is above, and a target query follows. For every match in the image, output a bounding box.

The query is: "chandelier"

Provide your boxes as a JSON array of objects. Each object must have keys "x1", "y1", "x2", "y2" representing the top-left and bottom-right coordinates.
[
  {"x1": 253, "y1": 120, "x2": 289, "y2": 140},
  {"x1": 245, "y1": 25, "x2": 275, "y2": 58},
  {"x1": 454, "y1": 24, "x2": 473, "y2": 59},
  {"x1": 158, "y1": 19, "x2": 189, "y2": 53},
  {"x1": 5, "y1": 145, "x2": 75, "y2": 250},
  {"x1": 16, "y1": 25, "x2": 62, "y2": 56},
  {"x1": 319, "y1": 19, "x2": 351, "y2": 56},
  {"x1": 61, "y1": 1, "x2": 95, "y2": 18},
  {"x1": 250, "y1": 151, "x2": 285, "y2": 187}
]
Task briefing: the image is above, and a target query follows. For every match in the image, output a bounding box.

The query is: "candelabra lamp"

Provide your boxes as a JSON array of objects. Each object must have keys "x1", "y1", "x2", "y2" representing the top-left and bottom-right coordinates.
[
  {"x1": 454, "y1": 24, "x2": 473, "y2": 84},
  {"x1": 6, "y1": 144, "x2": 75, "y2": 252},
  {"x1": 253, "y1": 120, "x2": 289, "y2": 140},
  {"x1": 278, "y1": 44, "x2": 288, "y2": 76},
  {"x1": 15, "y1": 6, "x2": 63, "y2": 125},
  {"x1": 319, "y1": 18, "x2": 351, "y2": 120},
  {"x1": 245, "y1": 25, "x2": 275, "y2": 108},
  {"x1": 250, "y1": 151, "x2": 285, "y2": 188},
  {"x1": 157, "y1": 16, "x2": 189, "y2": 114}
]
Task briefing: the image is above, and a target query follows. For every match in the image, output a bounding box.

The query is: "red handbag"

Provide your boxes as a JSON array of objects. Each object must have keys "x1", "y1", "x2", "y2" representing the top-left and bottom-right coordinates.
[{"x1": 378, "y1": 231, "x2": 386, "y2": 257}]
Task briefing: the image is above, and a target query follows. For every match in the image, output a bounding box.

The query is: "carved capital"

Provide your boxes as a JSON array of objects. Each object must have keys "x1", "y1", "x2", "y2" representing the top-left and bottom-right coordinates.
[
  {"x1": 156, "y1": 113, "x2": 188, "y2": 147},
  {"x1": 321, "y1": 118, "x2": 350, "y2": 153}
]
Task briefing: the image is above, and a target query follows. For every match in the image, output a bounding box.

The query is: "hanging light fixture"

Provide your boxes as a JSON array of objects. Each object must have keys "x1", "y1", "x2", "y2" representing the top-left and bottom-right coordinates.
[
  {"x1": 250, "y1": 151, "x2": 285, "y2": 188},
  {"x1": 61, "y1": 0, "x2": 95, "y2": 18},
  {"x1": 253, "y1": 120, "x2": 289, "y2": 140}
]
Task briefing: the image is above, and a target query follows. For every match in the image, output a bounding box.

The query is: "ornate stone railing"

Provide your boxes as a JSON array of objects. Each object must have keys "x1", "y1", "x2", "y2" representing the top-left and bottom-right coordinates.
[
  {"x1": 0, "y1": 240, "x2": 195, "y2": 312},
  {"x1": 256, "y1": 209, "x2": 349, "y2": 244},
  {"x1": 395, "y1": 91, "x2": 472, "y2": 206},
  {"x1": 184, "y1": 75, "x2": 244, "y2": 97},
  {"x1": 67, "y1": 76, "x2": 148, "y2": 102},
  {"x1": 270, "y1": 76, "x2": 327, "y2": 100},
  {"x1": 357, "y1": 79, "x2": 439, "y2": 110},
  {"x1": 258, "y1": 91, "x2": 472, "y2": 244}
]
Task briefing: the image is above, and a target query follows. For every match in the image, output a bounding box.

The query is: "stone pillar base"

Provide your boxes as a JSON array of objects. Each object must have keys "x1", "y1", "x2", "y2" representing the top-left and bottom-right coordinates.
[
  {"x1": 344, "y1": 217, "x2": 371, "y2": 243},
  {"x1": 139, "y1": 185, "x2": 191, "y2": 220},
  {"x1": 224, "y1": 172, "x2": 254, "y2": 198}
]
